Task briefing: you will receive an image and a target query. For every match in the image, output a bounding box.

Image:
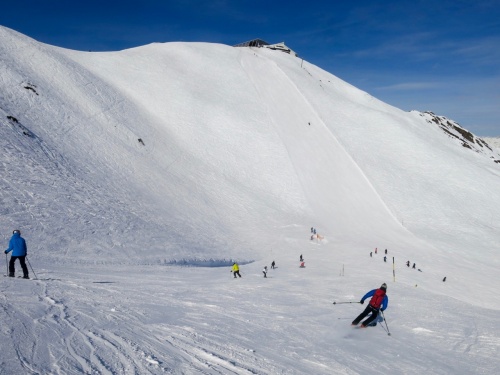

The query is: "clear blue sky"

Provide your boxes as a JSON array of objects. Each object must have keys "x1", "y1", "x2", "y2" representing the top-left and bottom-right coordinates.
[{"x1": 2, "y1": 0, "x2": 499, "y2": 136}]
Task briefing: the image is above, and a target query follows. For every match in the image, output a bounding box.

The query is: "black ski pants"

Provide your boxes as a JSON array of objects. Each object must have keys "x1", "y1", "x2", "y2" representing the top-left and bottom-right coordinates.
[
  {"x1": 9, "y1": 255, "x2": 29, "y2": 277},
  {"x1": 352, "y1": 305, "x2": 380, "y2": 326},
  {"x1": 233, "y1": 270, "x2": 241, "y2": 278}
]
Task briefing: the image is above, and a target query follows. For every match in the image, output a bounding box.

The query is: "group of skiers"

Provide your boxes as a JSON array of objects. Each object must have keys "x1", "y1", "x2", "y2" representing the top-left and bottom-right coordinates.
[
  {"x1": 370, "y1": 249, "x2": 421, "y2": 269},
  {"x1": 8, "y1": 227, "x2": 455, "y2": 333},
  {"x1": 7, "y1": 228, "x2": 390, "y2": 331},
  {"x1": 4, "y1": 227, "x2": 393, "y2": 330},
  {"x1": 406, "y1": 260, "x2": 417, "y2": 269},
  {"x1": 231, "y1": 260, "x2": 277, "y2": 278},
  {"x1": 232, "y1": 256, "x2": 390, "y2": 329},
  {"x1": 6, "y1": 227, "x2": 390, "y2": 331},
  {"x1": 232, "y1": 226, "x2": 323, "y2": 278},
  {"x1": 263, "y1": 261, "x2": 276, "y2": 277},
  {"x1": 370, "y1": 248, "x2": 388, "y2": 257},
  {"x1": 310, "y1": 227, "x2": 325, "y2": 241}
]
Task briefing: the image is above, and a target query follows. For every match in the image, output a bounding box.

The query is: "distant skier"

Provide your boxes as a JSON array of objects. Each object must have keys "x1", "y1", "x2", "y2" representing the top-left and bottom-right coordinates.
[
  {"x1": 385, "y1": 249, "x2": 388, "y2": 255},
  {"x1": 299, "y1": 261, "x2": 305, "y2": 268},
  {"x1": 375, "y1": 248, "x2": 377, "y2": 254},
  {"x1": 271, "y1": 260, "x2": 276, "y2": 269},
  {"x1": 406, "y1": 261, "x2": 410, "y2": 267},
  {"x1": 383, "y1": 256, "x2": 387, "y2": 262},
  {"x1": 300, "y1": 254, "x2": 303, "y2": 262},
  {"x1": 263, "y1": 266, "x2": 268, "y2": 278},
  {"x1": 370, "y1": 252, "x2": 373, "y2": 257},
  {"x1": 231, "y1": 262, "x2": 241, "y2": 278},
  {"x1": 351, "y1": 283, "x2": 388, "y2": 328},
  {"x1": 412, "y1": 263, "x2": 416, "y2": 269},
  {"x1": 443, "y1": 276, "x2": 446, "y2": 282},
  {"x1": 313, "y1": 228, "x2": 316, "y2": 234},
  {"x1": 311, "y1": 227, "x2": 314, "y2": 233},
  {"x1": 4, "y1": 229, "x2": 29, "y2": 279}
]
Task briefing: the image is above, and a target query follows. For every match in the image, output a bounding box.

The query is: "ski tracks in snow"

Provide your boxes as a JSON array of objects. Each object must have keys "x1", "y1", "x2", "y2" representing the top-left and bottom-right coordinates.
[
  {"x1": 0, "y1": 276, "x2": 273, "y2": 374},
  {"x1": 161, "y1": 327, "x2": 264, "y2": 374},
  {"x1": 1, "y1": 278, "x2": 167, "y2": 374}
]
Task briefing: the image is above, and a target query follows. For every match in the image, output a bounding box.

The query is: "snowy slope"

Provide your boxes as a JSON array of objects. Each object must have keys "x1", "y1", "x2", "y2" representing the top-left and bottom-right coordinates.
[
  {"x1": 1, "y1": 25, "x2": 500, "y2": 374},
  {"x1": 483, "y1": 136, "x2": 500, "y2": 152}
]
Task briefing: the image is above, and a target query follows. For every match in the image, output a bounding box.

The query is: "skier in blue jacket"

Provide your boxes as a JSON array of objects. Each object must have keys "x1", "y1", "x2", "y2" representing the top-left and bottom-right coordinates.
[
  {"x1": 4, "y1": 230, "x2": 29, "y2": 278},
  {"x1": 351, "y1": 283, "x2": 388, "y2": 327}
]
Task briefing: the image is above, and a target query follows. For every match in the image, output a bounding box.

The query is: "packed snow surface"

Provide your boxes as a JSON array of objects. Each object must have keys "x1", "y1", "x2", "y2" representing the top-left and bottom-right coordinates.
[{"x1": 1, "y1": 26, "x2": 499, "y2": 374}]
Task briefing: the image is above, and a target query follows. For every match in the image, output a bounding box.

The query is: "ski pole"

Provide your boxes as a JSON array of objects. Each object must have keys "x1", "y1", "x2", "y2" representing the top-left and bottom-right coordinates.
[
  {"x1": 381, "y1": 310, "x2": 391, "y2": 336},
  {"x1": 333, "y1": 301, "x2": 361, "y2": 305},
  {"x1": 5, "y1": 253, "x2": 8, "y2": 275},
  {"x1": 26, "y1": 257, "x2": 38, "y2": 280},
  {"x1": 378, "y1": 322, "x2": 388, "y2": 333}
]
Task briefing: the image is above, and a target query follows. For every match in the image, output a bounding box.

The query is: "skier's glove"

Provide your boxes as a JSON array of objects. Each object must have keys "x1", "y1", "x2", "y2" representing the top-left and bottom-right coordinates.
[
  {"x1": 360, "y1": 300, "x2": 364, "y2": 304},
  {"x1": 4, "y1": 250, "x2": 7, "y2": 254}
]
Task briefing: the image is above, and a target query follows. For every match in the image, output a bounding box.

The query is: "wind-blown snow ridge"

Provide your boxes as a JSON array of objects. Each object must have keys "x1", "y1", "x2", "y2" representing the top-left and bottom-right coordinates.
[{"x1": 1, "y1": 25, "x2": 500, "y2": 374}]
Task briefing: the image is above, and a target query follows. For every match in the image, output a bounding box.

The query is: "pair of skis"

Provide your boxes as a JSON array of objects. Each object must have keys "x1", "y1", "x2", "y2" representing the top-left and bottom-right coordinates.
[
  {"x1": 333, "y1": 301, "x2": 391, "y2": 336},
  {"x1": 3, "y1": 275, "x2": 30, "y2": 279}
]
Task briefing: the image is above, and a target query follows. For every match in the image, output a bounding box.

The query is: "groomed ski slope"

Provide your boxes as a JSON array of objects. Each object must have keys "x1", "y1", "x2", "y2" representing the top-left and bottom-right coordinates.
[
  {"x1": 0, "y1": 26, "x2": 499, "y2": 374},
  {"x1": 2, "y1": 235, "x2": 500, "y2": 375}
]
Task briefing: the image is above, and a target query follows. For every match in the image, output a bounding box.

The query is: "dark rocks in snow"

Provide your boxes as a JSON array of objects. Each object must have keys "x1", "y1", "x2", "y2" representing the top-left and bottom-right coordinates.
[
  {"x1": 417, "y1": 111, "x2": 500, "y2": 165},
  {"x1": 23, "y1": 83, "x2": 39, "y2": 95},
  {"x1": 6, "y1": 115, "x2": 34, "y2": 137}
]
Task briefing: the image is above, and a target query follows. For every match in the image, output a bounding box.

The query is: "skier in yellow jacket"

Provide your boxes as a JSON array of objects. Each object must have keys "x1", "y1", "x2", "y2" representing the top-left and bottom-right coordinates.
[{"x1": 231, "y1": 262, "x2": 242, "y2": 278}]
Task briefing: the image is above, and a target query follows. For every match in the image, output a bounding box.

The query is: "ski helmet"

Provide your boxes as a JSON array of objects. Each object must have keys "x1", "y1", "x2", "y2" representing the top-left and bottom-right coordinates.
[
  {"x1": 381, "y1": 283, "x2": 387, "y2": 290},
  {"x1": 13, "y1": 229, "x2": 20, "y2": 235}
]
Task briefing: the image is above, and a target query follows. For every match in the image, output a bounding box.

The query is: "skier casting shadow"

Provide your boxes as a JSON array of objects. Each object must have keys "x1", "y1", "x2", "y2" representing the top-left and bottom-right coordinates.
[{"x1": 351, "y1": 283, "x2": 388, "y2": 328}]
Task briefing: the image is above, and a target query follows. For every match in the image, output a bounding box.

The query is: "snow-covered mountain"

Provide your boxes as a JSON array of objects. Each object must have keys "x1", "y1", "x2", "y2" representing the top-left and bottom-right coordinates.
[
  {"x1": 416, "y1": 111, "x2": 500, "y2": 162},
  {"x1": 483, "y1": 136, "x2": 500, "y2": 152},
  {"x1": 1, "y1": 26, "x2": 499, "y2": 374}
]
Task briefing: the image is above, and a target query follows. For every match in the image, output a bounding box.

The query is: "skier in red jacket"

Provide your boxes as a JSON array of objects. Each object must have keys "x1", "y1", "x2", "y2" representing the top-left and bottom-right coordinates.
[{"x1": 351, "y1": 283, "x2": 389, "y2": 327}]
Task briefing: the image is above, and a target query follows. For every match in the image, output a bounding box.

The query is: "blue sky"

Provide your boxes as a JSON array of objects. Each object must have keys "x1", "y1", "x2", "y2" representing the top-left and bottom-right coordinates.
[{"x1": 2, "y1": 0, "x2": 499, "y2": 136}]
